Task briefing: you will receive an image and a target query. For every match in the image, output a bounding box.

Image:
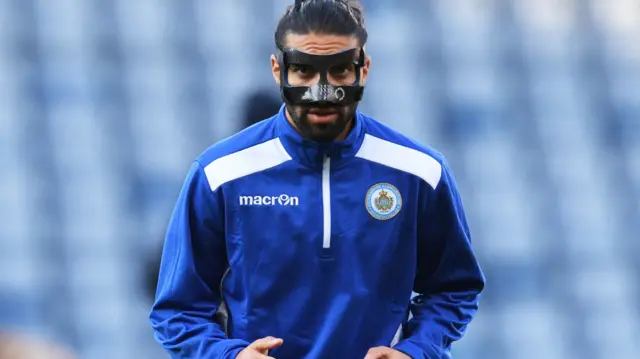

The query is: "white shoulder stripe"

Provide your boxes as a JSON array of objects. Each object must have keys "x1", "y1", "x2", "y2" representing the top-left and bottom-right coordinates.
[
  {"x1": 355, "y1": 134, "x2": 442, "y2": 189},
  {"x1": 204, "y1": 138, "x2": 292, "y2": 192}
]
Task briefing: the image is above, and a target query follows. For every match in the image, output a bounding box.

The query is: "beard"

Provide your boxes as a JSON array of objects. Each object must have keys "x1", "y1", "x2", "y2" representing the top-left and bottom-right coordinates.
[{"x1": 286, "y1": 103, "x2": 358, "y2": 142}]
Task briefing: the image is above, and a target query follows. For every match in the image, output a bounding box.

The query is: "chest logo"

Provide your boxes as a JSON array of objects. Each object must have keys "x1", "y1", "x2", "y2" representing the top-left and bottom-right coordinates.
[{"x1": 365, "y1": 183, "x2": 402, "y2": 220}]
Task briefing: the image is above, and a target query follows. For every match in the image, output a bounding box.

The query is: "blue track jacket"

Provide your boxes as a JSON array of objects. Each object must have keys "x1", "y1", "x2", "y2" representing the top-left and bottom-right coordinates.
[{"x1": 150, "y1": 106, "x2": 485, "y2": 359}]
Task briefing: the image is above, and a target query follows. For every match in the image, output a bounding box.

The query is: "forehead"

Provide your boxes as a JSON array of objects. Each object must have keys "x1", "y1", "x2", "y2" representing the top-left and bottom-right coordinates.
[{"x1": 284, "y1": 33, "x2": 359, "y2": 55}]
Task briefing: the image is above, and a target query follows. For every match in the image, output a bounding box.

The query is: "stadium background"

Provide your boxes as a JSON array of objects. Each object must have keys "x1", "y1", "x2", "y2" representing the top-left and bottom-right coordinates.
[{"x1": 0, "y1": 0, "x2": 638, "y2": 358}]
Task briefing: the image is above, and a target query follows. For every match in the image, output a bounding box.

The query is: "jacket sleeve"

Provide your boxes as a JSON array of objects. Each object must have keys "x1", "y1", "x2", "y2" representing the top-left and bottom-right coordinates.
[
  {"x1": 149, "y1": 161, "x2": 250, "y2": 359},
  {"x1": 393, "y1": 159, "x2": 485, "y2": 359}
]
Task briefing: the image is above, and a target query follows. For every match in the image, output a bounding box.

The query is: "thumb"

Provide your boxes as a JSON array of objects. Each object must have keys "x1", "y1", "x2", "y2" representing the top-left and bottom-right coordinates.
[
  {"x1": 248, "y1": 336, "x2": 284, "y2": 352},
  {"x1": 364, "y1": 346, "x2": 389, "y2": 359}
]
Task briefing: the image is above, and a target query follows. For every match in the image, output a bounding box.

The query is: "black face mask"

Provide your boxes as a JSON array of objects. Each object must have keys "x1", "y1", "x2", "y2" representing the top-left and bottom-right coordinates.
[{"x1": 276, "y1": 46, "x2": 366, "y2": 106}]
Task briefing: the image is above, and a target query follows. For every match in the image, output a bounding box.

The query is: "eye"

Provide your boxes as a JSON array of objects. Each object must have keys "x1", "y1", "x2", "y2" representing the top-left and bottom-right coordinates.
[
  {"x1": 291, "y1": 65, "x2": 312, "y2": 74},
  {"x1": 330, "y1": 65, "x2": 352, "y2": 76}
]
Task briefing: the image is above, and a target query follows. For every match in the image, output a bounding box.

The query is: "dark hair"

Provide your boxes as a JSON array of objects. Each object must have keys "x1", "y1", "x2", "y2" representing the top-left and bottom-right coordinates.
[{"x1": 275, "y1": 0, "x2": 367, "y2": 49}]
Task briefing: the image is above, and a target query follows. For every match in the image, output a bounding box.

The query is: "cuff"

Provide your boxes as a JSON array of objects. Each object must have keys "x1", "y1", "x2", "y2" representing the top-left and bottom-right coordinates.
[{"x1": 393, "y1": 339, "x2": 446, "y2": 359}]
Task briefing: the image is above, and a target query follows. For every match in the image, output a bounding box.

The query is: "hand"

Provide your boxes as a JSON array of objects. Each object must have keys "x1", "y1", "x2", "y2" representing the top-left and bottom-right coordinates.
[
  {"x1": 364, "y1": 346, "x2": 411, "y2": 359},
  {"x1": 236, "y1": 336, "x2": 283, "y2": 359}
]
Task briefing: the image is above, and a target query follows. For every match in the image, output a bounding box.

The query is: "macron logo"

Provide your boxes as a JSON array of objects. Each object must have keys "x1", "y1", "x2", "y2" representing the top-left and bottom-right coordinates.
[{"x1": 239, "y1": 194, "x2": 299, "y2": 206}]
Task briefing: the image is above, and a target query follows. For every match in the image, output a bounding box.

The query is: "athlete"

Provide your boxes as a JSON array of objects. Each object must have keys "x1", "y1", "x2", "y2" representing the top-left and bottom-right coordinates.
[{"x1": 150, "y1": 1, "x2": 485, "y2": 358}]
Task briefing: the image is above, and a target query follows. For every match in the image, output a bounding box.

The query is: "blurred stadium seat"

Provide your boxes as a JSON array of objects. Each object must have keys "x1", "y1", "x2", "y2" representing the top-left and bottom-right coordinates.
[{"x1": 0, "y1": 0, "x2": 637, "y2": 358}]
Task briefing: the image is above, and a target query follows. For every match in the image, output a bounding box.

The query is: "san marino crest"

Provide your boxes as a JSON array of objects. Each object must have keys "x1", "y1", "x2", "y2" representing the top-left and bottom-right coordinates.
[{"x1": 365, "y1": 183, "x2": 402, "y2": 220}]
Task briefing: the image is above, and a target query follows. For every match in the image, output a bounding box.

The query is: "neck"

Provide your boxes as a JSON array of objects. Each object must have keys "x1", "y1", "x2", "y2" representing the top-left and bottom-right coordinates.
[{"x1": 285, "y1": 108, "x2": 353, "y2": 141}]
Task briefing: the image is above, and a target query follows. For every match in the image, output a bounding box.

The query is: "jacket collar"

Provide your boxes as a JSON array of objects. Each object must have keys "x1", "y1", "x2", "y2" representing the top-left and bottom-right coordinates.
[{"x1": 276, "y1": 105, "x2": 365, "y2": 169}]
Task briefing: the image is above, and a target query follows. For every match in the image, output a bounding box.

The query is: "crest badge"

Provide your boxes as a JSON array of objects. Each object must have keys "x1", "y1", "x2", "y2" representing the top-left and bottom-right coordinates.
[{"x1": 365, "y1": 183, "x2": 402, "y2": 220}]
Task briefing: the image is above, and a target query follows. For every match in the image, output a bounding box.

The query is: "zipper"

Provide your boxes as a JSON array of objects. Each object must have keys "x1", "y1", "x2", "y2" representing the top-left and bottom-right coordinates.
[
  {"x1": 217, "y1": 267, "x2": 231, "y2": 335},
  {"x1": 321, "y1": 156, "x2": 332, "y2": 249}
]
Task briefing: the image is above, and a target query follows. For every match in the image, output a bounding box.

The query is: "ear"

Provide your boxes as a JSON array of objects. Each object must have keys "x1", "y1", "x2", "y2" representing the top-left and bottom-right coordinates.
[
  {"x1": 360, "y1": 55, "x2": 371, "y2": 86},
  {"x1": 271, "y1": 55, "x2": 281, "y2": 86}
]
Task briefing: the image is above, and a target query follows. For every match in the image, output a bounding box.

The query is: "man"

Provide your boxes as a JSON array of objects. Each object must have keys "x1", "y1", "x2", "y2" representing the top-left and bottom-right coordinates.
[
  {"x1": 150, "y1": 0, "x2": 485, "y2": 358},
  {"x1": 143, "y1": 90, "x2": 282, "y2": 304}
]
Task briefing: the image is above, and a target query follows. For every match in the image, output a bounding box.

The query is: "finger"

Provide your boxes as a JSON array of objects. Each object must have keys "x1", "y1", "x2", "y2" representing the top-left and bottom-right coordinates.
[
  {"x1": 364, "y1": 352, "x2": 384, "y2": 359},
  {"x1": 248, "y1": 336, "x2": 284, "y2": 352},
  {"x1": 364, "y1": 347, "x2": 389, "y2": 359},
  {"x1": 243, "y1": 349, "x2": 276, "y2": 359},
  {"x1": 250, "y1": 354, "x2": 276, "y2": 359}
]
